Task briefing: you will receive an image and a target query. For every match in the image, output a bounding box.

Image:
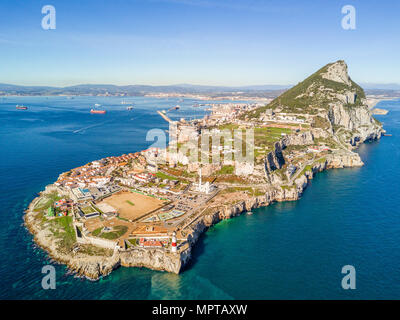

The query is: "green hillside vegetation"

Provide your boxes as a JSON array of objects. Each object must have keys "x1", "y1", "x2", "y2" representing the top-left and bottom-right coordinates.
[
  {"x1": 253, "y1": 127, "x2": 292, "y2": 153},
  {"x1": 245, "y1": 61, "x2": 366, "y2": 119},
  {"x1": 311, "y1": 116, "x2": 331, "y2": 130},
  {"x1": 92, "y1": 225, "x2": 128, "y2": 240},
  {"x1": 49, "y1": 216, "x2": 76, "y2": 252},
  {"x1": 217, "y1": 165, "x2": 234, "y2": 175}
]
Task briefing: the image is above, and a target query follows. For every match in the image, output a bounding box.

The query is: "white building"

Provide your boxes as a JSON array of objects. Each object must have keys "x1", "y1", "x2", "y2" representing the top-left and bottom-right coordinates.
[{"x1": 195, "y1": 168, "x2": 213, "y2": 194}]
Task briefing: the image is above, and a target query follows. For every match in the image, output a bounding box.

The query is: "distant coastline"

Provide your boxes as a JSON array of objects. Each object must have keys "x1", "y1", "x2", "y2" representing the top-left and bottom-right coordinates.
[
  {"x1": 366, "y1": 95, "x2": 399, "y2": 109},
  {"x1": 22, "y1": 61, "x2": 388, "y2": 280},
  {"x1": 2, "y1": 83, "x2": 400, "y2": 102}
]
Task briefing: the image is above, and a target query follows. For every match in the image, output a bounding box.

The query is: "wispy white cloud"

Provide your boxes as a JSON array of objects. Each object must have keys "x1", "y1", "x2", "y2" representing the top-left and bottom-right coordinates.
[
  {"x1": 0, "y1": 34, "x2": 31, "y2": 46},
  {"x1": 0, "y1": 38, "x2": 15, "y2": 44}
]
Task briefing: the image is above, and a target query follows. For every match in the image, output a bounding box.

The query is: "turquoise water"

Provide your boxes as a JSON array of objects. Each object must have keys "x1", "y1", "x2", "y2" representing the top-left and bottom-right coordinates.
[{"x1": 0, "y1": 97, "x2": 399, "y2": 299}]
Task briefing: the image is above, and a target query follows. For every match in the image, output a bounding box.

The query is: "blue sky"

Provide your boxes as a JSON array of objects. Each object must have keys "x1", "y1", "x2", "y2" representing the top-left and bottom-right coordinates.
[{"x1": 0, "y1": 0, "x2": 399, "y2": 86}]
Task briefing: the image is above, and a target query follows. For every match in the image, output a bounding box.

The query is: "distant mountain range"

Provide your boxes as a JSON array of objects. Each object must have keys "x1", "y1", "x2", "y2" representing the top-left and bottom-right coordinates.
[
  {"x1": 0, "y1": 83, "x2": 291, "y2": 97},
  {"x1": 360, "y1": 83, "x2": 400, "y2": 90},
  {"x1": 172, "y1": 83, "x2": 293, "y2": 91},
  {"x1": 0, "y1": 82, "x2": 399, "y2": 97}
]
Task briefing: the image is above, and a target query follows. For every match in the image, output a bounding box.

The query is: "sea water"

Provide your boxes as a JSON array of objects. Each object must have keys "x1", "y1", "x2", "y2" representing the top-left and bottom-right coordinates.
[{"x1": 0, "y1": 96, "x2": 399, "y2": 299}]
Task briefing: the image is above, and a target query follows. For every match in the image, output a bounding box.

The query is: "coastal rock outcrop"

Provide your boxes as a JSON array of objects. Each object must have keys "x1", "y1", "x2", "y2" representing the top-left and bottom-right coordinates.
[
  {"x1": 327, "y1": 152, "x2": 363, "y2": 168},
  {"x1": 119, "y1": 248, "x2": 186, "y2": 274},
  {"x1": 264, "y1": 131, "x2": 316, "y2": 175},
  {"x1": 264, "y1": 141, "x2": 285, "y2": 173},
  {"x1": 328, "y1": 103, "x2": 382, "y2": 144},
  {"x1": 67, "y1": 256, "x2": 120, "y2": 279},
  {"x1": 321, "y1": 60, "x2": 352, "y2": 85},
  {"x1": 24, "y1": 60, "x2": 385, "y2": 280},
  {"x1": 283, "y1": 131, "x2": 315, "y2": 145}
]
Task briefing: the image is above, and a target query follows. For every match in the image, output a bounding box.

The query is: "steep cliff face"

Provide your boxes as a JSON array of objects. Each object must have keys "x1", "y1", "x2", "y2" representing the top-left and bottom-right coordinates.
[
  {"x1": 119, "y1": 248, "x2": 186, "y2": 274},
  {"x1": 320, "y1": 61, "x2": 383, "y2": 144},
  {"x1": 328, "y1": 103, "x2": 382, "y2": 144},
  {"x1": 263, "y1": 60, "x2": 381, "y2": 179},
  {"x1": 254, "y1": 60, "x2": 381, "y2": 142},
  {"x1": 24, "y1": 206, "x2": 120, "y2": 280},
  {"x1": 76, "y1": 61, "x2": 381, "y2": 278},
  {"x1": 247, "y1": 60, "x2": 368, "y2": 117},
  {"x1": 24, "y1": 60, "x2": 386, "y2": 280},
  {"x1": 66, "y1": 255, "x2": 120, "y2": 279},
  {"x1": 326, "y1": 151, "x2": 363, "y2": 168},
  {"x1": 321, "y1": 60, "x2": 352, "y2": 85},
  {"x1": 264, "y1": 141, "x2": 285, "y2": 173},
  {"x1": 264, "y1": 131, "x2": 316, "y2": 175}
]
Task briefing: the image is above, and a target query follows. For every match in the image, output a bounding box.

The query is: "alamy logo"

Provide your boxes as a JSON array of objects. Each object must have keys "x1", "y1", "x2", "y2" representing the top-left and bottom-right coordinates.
[
  {"x1": 341, "y1": 265, "x2": 356, "y2": 290},
  {"x1": 42, "y1": 5, "x2": 56, "y2": 30},
  {"x1": 146, "y1": 122, "x2": 255, "y2": 173},
  {"x1": 341, "y1": 5, "x2": 356, "y2": 30},
  {"x1": 41, "y1": 265, "x2": 56, "y2": 290}
]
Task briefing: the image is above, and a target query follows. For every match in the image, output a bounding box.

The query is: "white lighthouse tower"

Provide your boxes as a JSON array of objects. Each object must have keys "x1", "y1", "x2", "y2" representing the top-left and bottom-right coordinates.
[{"x1": 171, "y1": 231, "x2": 177, "y2": 253}]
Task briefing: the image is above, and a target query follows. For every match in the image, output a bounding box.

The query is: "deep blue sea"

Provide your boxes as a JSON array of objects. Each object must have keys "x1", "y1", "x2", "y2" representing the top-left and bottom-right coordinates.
[{"x1": 0, "y1": 96, "x2": 399, "y2": 299}]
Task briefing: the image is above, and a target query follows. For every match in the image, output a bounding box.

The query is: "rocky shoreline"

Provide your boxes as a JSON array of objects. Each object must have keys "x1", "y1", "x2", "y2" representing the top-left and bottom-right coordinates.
[
  {"x1": 24, "y1": 141, "x2": 372, "y2": 280},
  {"x1": 23, "y1": 60, "x2": 385, "y2": 280}
]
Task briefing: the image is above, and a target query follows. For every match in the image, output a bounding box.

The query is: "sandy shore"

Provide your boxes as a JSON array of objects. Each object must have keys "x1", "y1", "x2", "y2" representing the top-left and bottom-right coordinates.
[{"x1": 366, "y1": 96, "x2": 399, "y2": 109}]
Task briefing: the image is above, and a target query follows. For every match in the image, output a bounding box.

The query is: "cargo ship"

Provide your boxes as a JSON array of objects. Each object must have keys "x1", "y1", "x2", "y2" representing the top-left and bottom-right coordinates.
[
  {"x1": 90, "y1": 109, "x2": 106, "y2": 114},
  {"x1": 16, "y1": 105, "x2": 28, "y2": 110}
]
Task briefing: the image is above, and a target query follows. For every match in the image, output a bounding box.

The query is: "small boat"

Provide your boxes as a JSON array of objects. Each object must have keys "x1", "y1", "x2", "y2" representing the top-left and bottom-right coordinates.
[
  {"x1": 90, "y1": 109, "x2": 106, "y2": 114},
  {"x1": 168, "y1": 105, "x2": 180, "y2": 112},
  {"x1": 126, "y1": 105, "x2": 134, "y2": 111},
  {"x1": 16, "y1": 105, "x2": 28, "y2": 110},
  {"x1": 94, "y1": 103, "x2": 101, "y2": 107},
  {"x1": 192, "y1": 103, "x2": 200, "y2": 108},
  {"x1": 246, "y1": 211, "x2": 253, "y2": 215}
]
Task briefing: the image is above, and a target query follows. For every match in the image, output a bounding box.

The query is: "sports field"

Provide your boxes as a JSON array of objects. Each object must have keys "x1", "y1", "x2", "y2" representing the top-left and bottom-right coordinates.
[{"x1": 99, "y1": 191, "x2": 165, "y2": 220}]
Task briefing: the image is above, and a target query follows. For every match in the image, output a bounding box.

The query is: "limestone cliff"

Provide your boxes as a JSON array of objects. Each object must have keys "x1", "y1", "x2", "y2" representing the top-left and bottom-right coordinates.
[
  {"x1": 264, "y1": 141, "x2": 285, "y2": 173},
  {"x1": 262, "y1": 60, "x2": 381, "y2": 180},
  {"x1": 25, "y1": 199, "x2": 188, "y2": 279},
  {"x1": 264, "y1": 131, "x2": 316, "y2": 175},
  {"x1": 24, "y1": 60, "x2": 385, "y2": 280},
  {"x1": 317, "y1": 60, "x2": 382, "y2": 144},
  {"x1": 24, "y1": 142, "x2": 373, "y2": 280},
  {"x1": 327, "y1": 103, "x2": 382, "y2": 145}
]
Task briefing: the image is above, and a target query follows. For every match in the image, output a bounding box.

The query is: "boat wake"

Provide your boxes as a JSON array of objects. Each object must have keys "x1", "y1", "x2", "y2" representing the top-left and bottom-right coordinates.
[{"x1": 73, "y1": 121, "x2": 109, "y2": 134}]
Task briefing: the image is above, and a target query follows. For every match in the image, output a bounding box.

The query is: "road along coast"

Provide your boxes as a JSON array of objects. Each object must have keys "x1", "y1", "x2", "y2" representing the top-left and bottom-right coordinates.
[{"x1": 24, "y1": 60, "x2": 385, "y2": 280}]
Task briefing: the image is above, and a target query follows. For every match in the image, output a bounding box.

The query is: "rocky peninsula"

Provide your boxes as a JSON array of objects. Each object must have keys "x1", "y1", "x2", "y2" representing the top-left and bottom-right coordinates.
[{"x1": 24, "y1": 60, "x2": 384, "y2": 280}]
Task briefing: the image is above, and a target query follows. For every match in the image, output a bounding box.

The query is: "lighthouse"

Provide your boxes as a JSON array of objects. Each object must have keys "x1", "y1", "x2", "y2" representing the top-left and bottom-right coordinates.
[{"x1": 171, "y1": 232, "x2": 177, "y2": 253}]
